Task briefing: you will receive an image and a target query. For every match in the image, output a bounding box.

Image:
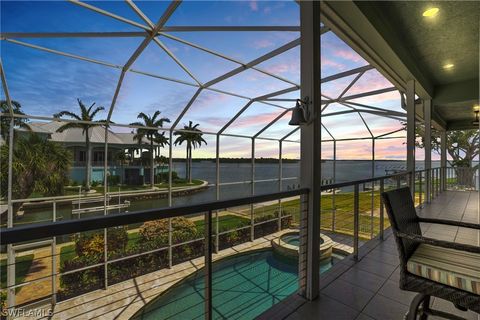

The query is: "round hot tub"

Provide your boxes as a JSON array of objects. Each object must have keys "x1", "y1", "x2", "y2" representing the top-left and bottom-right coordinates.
[{"x1": 272, "y1": 231, "x2": 334, "y2": 262}]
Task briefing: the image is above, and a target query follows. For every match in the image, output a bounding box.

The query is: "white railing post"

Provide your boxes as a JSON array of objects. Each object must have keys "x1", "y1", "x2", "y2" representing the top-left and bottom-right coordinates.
[
  {"x1": 353, "y1": 184, "x2": 360, "y2": 260},
  {"x1": 52, "y1": 201, "x2": 57, "y2": 305}
]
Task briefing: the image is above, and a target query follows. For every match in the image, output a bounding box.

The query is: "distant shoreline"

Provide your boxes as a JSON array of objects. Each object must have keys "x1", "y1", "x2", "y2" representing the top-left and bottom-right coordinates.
[{"x1": 177, "y1": 158, "x2": 417, "y2": 163}]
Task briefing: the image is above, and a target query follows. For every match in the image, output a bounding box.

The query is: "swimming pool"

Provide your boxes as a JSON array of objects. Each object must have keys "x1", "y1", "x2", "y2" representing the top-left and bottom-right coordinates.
[{"x1": 132, "y1": 249, "x2": 344, "y2": 320}]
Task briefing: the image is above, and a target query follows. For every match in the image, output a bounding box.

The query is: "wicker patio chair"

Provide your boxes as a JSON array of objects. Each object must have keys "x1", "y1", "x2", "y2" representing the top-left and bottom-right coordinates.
[{"x1": 381, "y1": 187, "x2": 480, "y2": 320}]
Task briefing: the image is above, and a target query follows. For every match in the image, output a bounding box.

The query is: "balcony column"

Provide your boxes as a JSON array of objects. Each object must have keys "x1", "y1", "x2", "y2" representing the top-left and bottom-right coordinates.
[
  {"x1": 424, "y1": 99, "x2": 432, "y2": 202},
  {"x1": 440, "y1": 130, "x2": 447, "y2": 190},
  {"x1": 299, "y1": 0, "x2": 321, "y2": 301},
  {"x1": 406, "y1": 80, "x2": 416, "y2": 198}
]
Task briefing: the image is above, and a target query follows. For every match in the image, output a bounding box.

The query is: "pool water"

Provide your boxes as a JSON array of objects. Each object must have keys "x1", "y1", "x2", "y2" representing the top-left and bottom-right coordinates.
[{"x1": 132, "y1": 249, "x2": 342, "y2": 320}]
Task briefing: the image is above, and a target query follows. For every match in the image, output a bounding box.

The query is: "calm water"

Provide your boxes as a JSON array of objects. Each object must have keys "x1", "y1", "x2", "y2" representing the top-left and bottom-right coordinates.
[
  {"x1": 13, "y1": 160, "x2": 441, "y2": 227},
  {"x1": 131, "y1": 249, "x2": 342, "y2": 320}
]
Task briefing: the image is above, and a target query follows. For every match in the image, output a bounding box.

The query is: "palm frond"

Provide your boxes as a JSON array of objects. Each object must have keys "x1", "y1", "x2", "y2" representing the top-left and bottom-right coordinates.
[
  {"x1": 86, "y1": 102, "x2": 96, "y2": 115},
  {"x1": 89, "y1": 106, "x2": 105, "y2": 120},
  {"x1": 56, "y1": 122, "x2": 83, "y2": 133},
  {"x1": 53, "y1": 111, "x2": 82, "y2": 121}
]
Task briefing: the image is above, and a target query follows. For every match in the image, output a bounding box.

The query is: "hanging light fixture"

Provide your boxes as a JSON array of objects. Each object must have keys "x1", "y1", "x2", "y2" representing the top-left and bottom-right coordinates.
[{"x1": 289, "y1": 97, "x2": 311, "y2": 126}]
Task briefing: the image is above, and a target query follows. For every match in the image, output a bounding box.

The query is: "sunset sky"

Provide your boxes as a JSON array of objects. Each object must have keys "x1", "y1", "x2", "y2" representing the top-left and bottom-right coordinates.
[{"x1": 1, "y1": 1, "x2": 438, "y2": 160}]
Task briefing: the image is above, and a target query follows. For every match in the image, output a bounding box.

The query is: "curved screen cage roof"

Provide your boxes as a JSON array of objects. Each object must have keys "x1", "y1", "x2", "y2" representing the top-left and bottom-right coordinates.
[{"x1": 1, "y1": 0, "x2": 406, "y2": 148}]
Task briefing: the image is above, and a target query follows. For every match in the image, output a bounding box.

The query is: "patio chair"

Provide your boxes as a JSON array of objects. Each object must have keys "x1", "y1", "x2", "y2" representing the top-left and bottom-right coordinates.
[{"x1": 381, "y1": 187, "x2": 480, "y2": 320}]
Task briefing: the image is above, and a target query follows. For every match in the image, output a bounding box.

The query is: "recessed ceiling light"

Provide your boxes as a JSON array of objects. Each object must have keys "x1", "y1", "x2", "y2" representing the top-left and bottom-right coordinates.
[
  {"x1": 443, "y1": 63, "x2": 454, "y2": 70},
  {"x1": 423, "y1": 7, "x2": 439, "y2": 17}
]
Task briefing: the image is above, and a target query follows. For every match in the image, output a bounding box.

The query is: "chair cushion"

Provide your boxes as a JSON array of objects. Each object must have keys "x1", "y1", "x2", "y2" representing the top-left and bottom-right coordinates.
[{"x1": 407, "y1": 244, "x2": 480, "y2": 295}]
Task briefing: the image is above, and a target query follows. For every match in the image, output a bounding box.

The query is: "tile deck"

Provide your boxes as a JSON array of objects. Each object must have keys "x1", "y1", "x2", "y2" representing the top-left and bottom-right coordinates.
[{"x1": 260, "y1": 190, "x2": 479, "y2": 320}]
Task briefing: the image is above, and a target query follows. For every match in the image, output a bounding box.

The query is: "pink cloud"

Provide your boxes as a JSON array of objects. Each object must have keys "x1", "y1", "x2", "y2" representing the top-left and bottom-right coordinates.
[
  {"x1": 264, "y1": 62, "x2": 299, "y2": 75},
  {"x1": 321, "y1": 57, "x2": 347, "y2": 70},
  {"x1": 249, "y1": 1, "x2": 258, "y2": 11},
  {"x1": 348, "y1": 90, "x2": 400, "y2": 104},
  {"x1": 232, "y1": 111, "x2": 282, "y2": 129},
  {"x1": 334, "y1": 49, "x2": 366, "y2": 64},
  {"x1": 346, "y1": 70, "x2": 393, "y2": 96}
]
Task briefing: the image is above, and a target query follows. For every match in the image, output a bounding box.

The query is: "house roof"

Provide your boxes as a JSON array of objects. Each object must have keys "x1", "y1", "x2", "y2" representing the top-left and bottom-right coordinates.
[{"x1": 23, "y1": 121, "x2": 147, "y2": 147}]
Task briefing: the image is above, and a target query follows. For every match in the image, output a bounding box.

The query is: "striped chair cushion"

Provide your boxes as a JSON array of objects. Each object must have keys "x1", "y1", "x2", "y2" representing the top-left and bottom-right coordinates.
[{"x1": 407, "y1": 244, "x2": 480, "y2": 295}]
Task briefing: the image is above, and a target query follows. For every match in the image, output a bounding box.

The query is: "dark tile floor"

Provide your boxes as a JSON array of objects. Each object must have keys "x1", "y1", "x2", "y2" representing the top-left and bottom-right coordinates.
[{"x1": 259, "y1": 191, "x2": 479, "y2": 320}]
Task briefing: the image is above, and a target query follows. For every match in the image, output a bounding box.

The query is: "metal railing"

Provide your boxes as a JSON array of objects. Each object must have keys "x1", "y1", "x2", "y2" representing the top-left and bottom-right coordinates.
[
  {"x1": 445, "y1": 166, "x2": 478, "y2": 191},
  {"x1": 1, "y1": 167, "x2": 460, "y2": 318},
  {"x1": 0, "y1": 188, "x2": 308, "y2": 318}
]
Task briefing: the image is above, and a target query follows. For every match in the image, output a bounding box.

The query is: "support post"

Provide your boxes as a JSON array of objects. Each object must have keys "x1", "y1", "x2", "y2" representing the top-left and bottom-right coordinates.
[
  {"x1": 353, "y1": 184, "x2": 360, "y2": 260},
  {"x1": 440, "y1": 130, "x2": 447, "y2": 190},
  {"x1": 406, "y1": 80, "x2": 416, "y2": 198},
  {"x1": 379, "y1": 179, "x2": 385, "y2": 240},
  {"x1": 298, "y1": 0, "x2": 321, "y2": 301},
  {"x1": 332, "y1": 140, "x2": 336, "y2": 232},
  {"x1": 250, "y1": 138, "x2": 255, "y2": 242},
  {"x1": 204, "y1": 210, "x2": 212, "y2": 320},
  {"x1": 52, "y1": 201, "x2": 57, "y2": 305},
  {"x1": 7, "y1": 119, "x2": 15, "y2": 310},
  {"x1": 424, "y1": 100, "x2": 432, "y2": 202},
  {"x1": 168, "y1": 130, "x2": 173, "y2": 268},
  {"x1": 103, "y1": 126, "x2": 109, "y2": 289},
  {"x1": 278, "y1": 140, "x2": 283, "y2": 230},
  {"x1": 370, "y1": 138, "x2": 375, "y2": 239},
  {"x1": 215, "y1": 135, "x2": 220, "y2": 253}
]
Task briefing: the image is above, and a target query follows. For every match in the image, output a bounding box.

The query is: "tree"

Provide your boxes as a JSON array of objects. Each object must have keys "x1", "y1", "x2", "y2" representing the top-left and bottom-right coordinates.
[
  {"x1": 415, "y1": 125, "x2": 479, "y2": 187},
  {"x1": 174, "y1": 121, "x2": 207, "y2": 183},
  {"x1": 54, "y1": 99, "x2": 106, "y2": 191},
  {"x1": 0, "y1": 133, "x2": 71, "y2": 215},
  {"x1": 0, "y1": 100, "x2": 31, "y2": 141},
  {"x1": 154, "y1": 134, "x2": 169, "y2": 183},
  {"x1": 130, "y1": 111, "x2": 170, "y2": 188}
]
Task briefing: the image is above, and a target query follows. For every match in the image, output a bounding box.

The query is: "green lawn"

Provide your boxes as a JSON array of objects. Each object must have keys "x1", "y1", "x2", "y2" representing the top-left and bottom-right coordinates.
[
  {"x1": 250, "y1": 191, "x2": 389, "y2": 240},
  {"x1": 0, "y1": 254, "x2": 34, "y2": 292}
]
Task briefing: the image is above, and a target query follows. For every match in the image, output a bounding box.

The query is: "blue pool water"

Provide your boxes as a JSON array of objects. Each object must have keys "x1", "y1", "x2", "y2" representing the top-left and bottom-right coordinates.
[{"x1": 132, "y1": 249, "x2": 342, "y2": 320}]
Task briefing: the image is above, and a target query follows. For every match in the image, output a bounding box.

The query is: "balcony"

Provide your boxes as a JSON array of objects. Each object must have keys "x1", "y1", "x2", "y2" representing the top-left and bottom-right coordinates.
[
  {"x1": 259, "y1": 189, "x2": 479, "y2": 320},
  {"x1": 1, "y1": 0, "x2": 479, "y2": 319},
  {"x1": 2, "y1": 168, "x2": 478, "y2": 319}
]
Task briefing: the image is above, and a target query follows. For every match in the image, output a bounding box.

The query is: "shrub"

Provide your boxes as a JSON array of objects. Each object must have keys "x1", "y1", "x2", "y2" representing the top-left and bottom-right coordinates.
[
  {"x1": 1, "y1": 290, "x2": 6, "y2": 315},
  {"x1": 139, "y1": 217, "x2": 198, "y2": 245},
  {"x1": 108, "y1": 249, "x2": 168, "y2": 285},
  {"x1": 219, "y1": 228, "x2": 250, "y2": 250},
  {"x1": 254, "y1": 214, "x2": 278, "y2": 239},
  {"x1": 107, "y1": 175, "x2": 120, "y2": 186},
  {"x1": 58, "y1": 264, "x2": 104, "y2": 301},
  {"x1": 156, "y1": 171, "x2": 179, "y2": 183},
  {"x1": 74, "y1": 228, "x2": 128, "y2": 258}
]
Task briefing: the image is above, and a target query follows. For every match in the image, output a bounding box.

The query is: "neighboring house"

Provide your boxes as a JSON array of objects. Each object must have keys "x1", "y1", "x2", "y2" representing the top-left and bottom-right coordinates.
[{"x1": 16, "y1": 122, "x2": 167, "y2": 185}]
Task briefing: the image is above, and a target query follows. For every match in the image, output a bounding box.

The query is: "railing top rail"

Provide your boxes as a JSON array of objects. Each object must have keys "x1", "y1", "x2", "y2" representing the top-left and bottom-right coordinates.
[
  {"x1": 319, "y1": 171, "x2": 411, "y2": 190},
  {"x1": 0, "y1": 188, "x2": 308, "y2": 245}
]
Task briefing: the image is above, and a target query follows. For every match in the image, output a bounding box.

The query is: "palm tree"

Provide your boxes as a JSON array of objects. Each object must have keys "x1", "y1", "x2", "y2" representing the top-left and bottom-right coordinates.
[
  {"x1": 0, "y1": 100, "x2": 31, "y2": 141},
  {"x1": 130, "y1": 111, "x2": 170, "y2": 188},
  {"x1": 54, "y1": 99, "x2": 106, "y2": 191},
  {"x1": 154, "y1": 133, "x2": 170, "y2": 183},
  {"x1": 174, "y1": 121, "x2": 207, "y2": 183},
  {"x1": 0, "y1": 133, "x2": 71, "y2": 215}
]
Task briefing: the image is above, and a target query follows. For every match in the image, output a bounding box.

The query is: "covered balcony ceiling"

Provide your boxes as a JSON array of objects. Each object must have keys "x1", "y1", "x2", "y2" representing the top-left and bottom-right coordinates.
[{"x1": 322, "y1": 0, "x2": 479, "y2": 131}]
